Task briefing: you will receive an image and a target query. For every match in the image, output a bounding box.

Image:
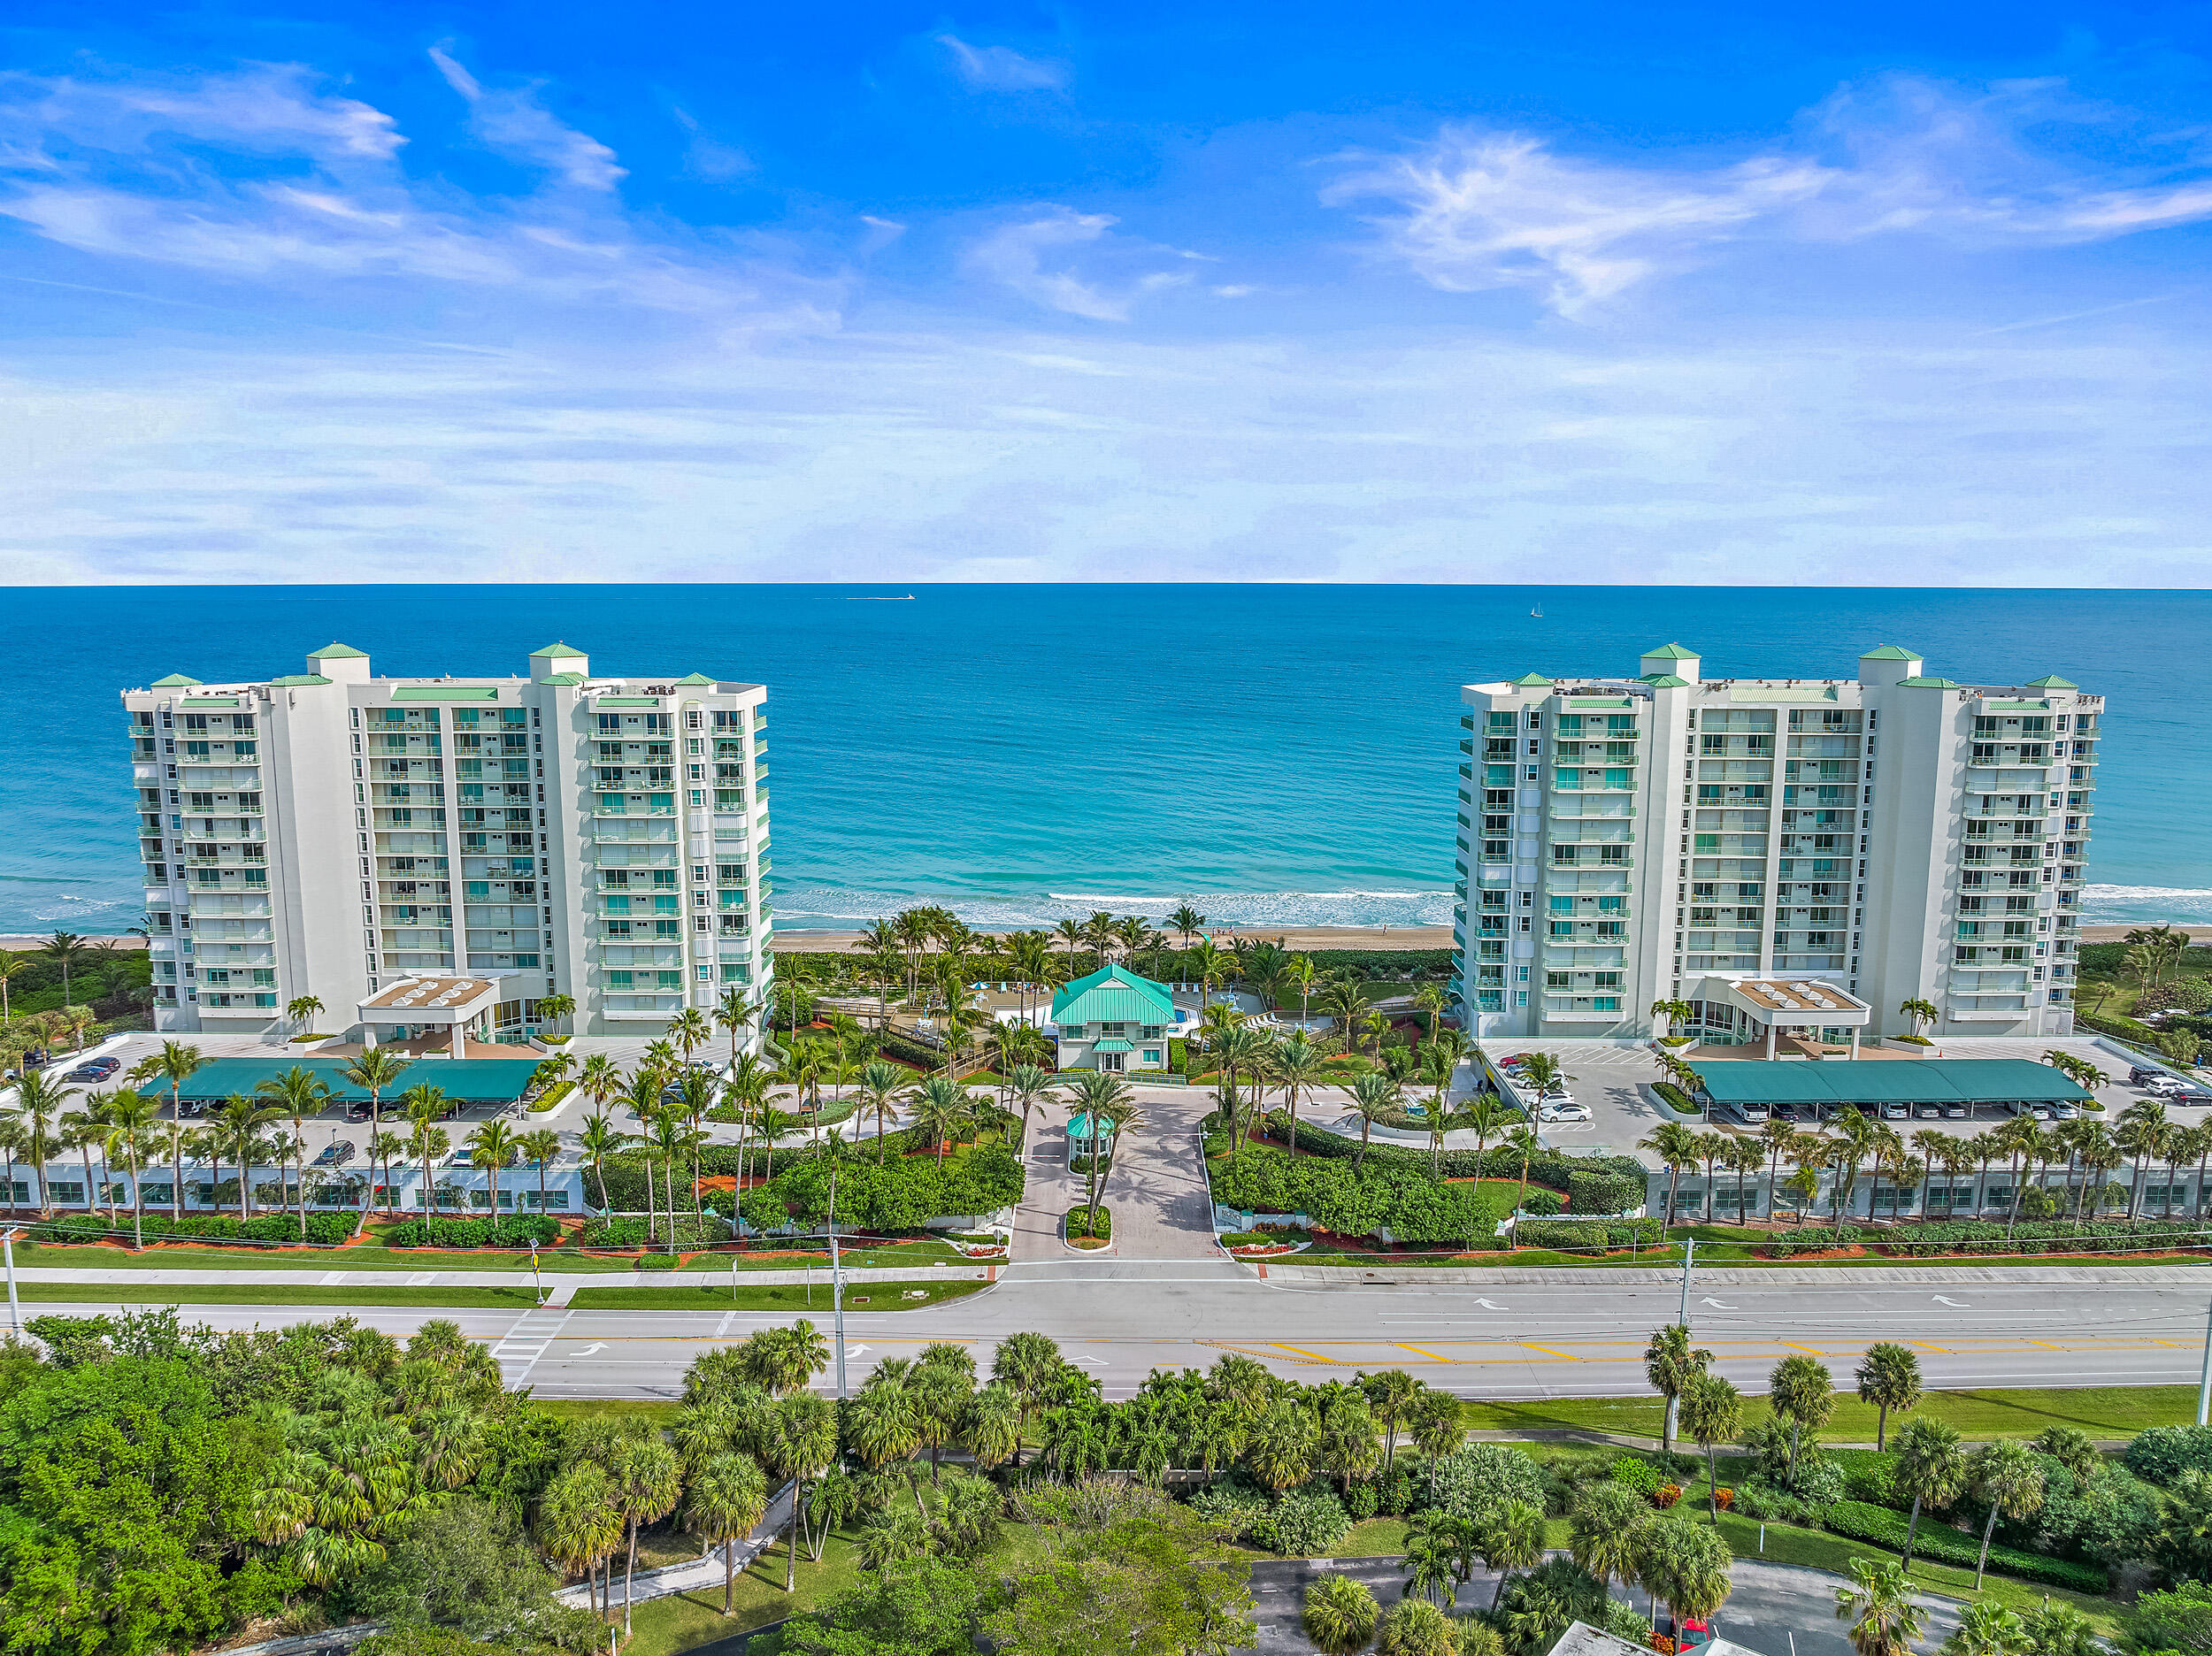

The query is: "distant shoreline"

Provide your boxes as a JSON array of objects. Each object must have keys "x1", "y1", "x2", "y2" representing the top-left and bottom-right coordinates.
[{"x1": 7, "y1": 922, "x2": 2200, "y2": 957}]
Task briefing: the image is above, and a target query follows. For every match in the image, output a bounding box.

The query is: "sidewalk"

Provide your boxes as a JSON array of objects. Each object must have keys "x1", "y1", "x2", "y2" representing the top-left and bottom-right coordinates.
[
  {"x1": 12, "y1": 1262, "x2": 989, "y2": 1290},
  {"x1": 1259, "y1": 1260, "x2": 2212, "y2": 1285}
]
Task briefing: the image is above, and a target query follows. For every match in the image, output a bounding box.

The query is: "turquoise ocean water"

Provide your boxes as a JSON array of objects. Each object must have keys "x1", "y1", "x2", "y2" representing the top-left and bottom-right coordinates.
[{"x1": 3, "y1": 586, "x2": 2207, "y2": 936}]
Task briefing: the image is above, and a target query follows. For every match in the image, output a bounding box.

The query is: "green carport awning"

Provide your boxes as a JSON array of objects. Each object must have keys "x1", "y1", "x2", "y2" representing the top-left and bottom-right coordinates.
[
  {"x1": 138, "y1": 1057, "x2": 542, "y2": 1107},
  {"x1": 1694, "y1": 1058, "x2": 2092, "y2": 1108},
  {"x1": 1091, "y1": 1039, "x2": 1133, "y2": 1053}
]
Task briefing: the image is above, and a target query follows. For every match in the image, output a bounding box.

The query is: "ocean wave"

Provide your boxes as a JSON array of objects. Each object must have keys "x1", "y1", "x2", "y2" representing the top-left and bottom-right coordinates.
[
  {"x1": 772, "y1": 886, "x2": 1457, "y2": 932},
  {"x1": 2079, "y1": 885, "x2": 2212, "y2": 924}
]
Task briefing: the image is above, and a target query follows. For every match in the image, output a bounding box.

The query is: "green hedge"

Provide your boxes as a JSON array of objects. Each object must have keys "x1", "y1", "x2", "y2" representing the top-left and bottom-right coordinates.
[
  {"x1": 1066, "y1": 1206, "x2": 1111, "y2": 1240},
  {"x1": 1256, "y1": 1110, "x2": 1643, "y2": 1194},
  {"x1": 578, "y1": 1215, "x2": 732, "y2": 1248},
  {"x1": 381, "y1": 1215, "x2": 562, "y2": 1247},
  {"x1": 1763, "y1": 1217, "x2": 2212, "y2": 1258},
  {"x1": 1514, "y1": 1219, "x2": 1663, "y2": 1252},
  {"x1": 2073, "y1": 1008, "x2": 2159, "y2": 1046},
  {"x1": 37, "y1": 1211, "x2": 357, "y2": 1246},
  {"x1": 1568, "y1": 1168, "x2": 1645, "y2": 1215},
  {"x1": 1820, "y1": 1500, "x2": 2107, "y2": 1593},
  {"x1": 1210, "y1": 1152, "x2": 1507, "y2": 1245},
  {"x1": 1653, "y1": 1082, "x2": 1701, "y2": 1114},
  {"x1": 528, "y1": 1081, "x2": 573, "y2": 1114}
]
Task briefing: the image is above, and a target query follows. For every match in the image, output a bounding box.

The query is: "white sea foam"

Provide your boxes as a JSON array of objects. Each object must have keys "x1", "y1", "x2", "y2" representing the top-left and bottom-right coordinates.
[
  {"x1": 773, "y1": 886, "x2": 1457, "y2": 932},
  {"x1": 2080, "y1": 885, "x2": 2212, "y2": 923}
]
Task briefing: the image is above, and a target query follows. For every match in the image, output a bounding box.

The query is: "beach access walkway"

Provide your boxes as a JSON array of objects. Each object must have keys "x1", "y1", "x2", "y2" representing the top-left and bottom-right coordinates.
[{"x1": 1009, "y1": 1085, "x2": 1225, "y2": 1264}]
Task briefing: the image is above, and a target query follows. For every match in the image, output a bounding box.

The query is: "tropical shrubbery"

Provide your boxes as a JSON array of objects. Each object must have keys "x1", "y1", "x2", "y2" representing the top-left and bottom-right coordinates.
[
  {"x1": 36, "y1": 1211, "x2": 357, "y2": 1246},
  {"x1": 1255, "y1": 1111, "x2": 1645, "y2": 1194},
  {"x1": 575, "y1": 1215, "x2": 731, "y2": 1248},
  {"x1": 381, "y1": 1215, "x2": 564, "y2": 1248},
  {"x1": 707, "y1": 1144, "x2": 1025, "y2": 1235},
  {"x1": 1513, "y1": 1220, "x2": 1663, "y2": 1253},
  {"x1": 2125, "y1": 1426, "x2": 2212, "y2": 1487},
  {"x1": 1209, "y1": 1153, "x2": 1507, "y2": 1246},
  {"x1": 1762, "y1": 1217, "x2": 2212, "y2": 1258},
  {"x1": 1821, "y1": 1499, "x2": 2108, "y2": 1592}
]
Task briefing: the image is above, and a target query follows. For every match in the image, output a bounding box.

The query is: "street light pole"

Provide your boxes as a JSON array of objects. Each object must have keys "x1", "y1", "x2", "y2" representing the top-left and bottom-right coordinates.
[
  {"x1": 2198, "y1": 1295, "x2": 2212, "y2": 1428},
  {"x1": 830, "y1": 1164, "x2": 848, "y2": 1399},
  {"x1": 3, "y1": 1227, "x2": 18, "y2": 1338}
]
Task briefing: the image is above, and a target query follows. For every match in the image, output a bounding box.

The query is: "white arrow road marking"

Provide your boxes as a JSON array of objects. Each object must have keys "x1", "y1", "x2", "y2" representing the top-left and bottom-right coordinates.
[
  {"x1": 1932, "y1": 1295, "x2": 1970, "y2": 1307},
  {"x1": 1069, "y1": 1355, "x2": 1108, "y2": 1367},
  {"x1": 844, "y1": 1345, "x2": 869, "y2": 1360},
  {"x1": 1475, "y1": 1299, "x2": 1509, "y2": 1311},
  {"x1": 573, "y1": 1342, "x2": 608, "y2": 1356},
  {"x1": 1701, "y1": 1297, "x2": 1738, "y2": 1309}
]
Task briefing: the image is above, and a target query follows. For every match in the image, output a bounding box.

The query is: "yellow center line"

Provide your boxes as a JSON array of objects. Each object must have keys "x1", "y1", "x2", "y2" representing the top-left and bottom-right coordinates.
[
  {"x1": 1519, "y1": 1343, "x2": 1580, "y2": 1361},
  {"x1": 1270, "y1": 1342, "x2": 1344, "y2": 1365},
  {"x1": 2024, "y1": 1340, "x2": 2062, "y2": 1351},
  {"x1": 1909, "y1": 1342, "x2": 1953, "y2": 1354},
  {"x1": 1393, "y1": 1343, "x2": 1456, "y2": 1364}
]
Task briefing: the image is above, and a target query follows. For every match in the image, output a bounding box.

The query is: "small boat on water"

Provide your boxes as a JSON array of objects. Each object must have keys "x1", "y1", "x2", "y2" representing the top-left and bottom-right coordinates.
[
  {"x1": 847, "y1": 594, "x2": 916, "y2": 601},
  {"x1": 1531, "y1": 602, "x2": 1544, "y2": 617}
]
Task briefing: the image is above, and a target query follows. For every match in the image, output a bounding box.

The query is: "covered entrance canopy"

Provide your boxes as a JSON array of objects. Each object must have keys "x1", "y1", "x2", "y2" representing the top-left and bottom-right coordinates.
[
  {"x1": 138, "y1": 1057, "x2": 541, "y2": 1109},
  {"x1": 1688, "y1": 974, "x2": 1872, "y2": 1059},
  {"x1": 357, "y1": 976, "x2": 502, "y2": 1056},
  {"x1": 1694, "y1": 1058, "x2": 2092, "y2": 1112}
]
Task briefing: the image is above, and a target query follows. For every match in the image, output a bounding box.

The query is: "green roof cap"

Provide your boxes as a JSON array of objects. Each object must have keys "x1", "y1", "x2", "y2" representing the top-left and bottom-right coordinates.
[
  {"x1": 392, "y1": 685, "x2": 500, "y2": 702},
  {"x1": 529, "y1": 641, "x2": 586, "y2": 659},
  {"x1": 1895, "y1": 676, "x2": 1961, "y2": 689},
  {"x1": 265, "y1": 674, "x2": 333, "y2": 687},
  {"x1": 541, "y1": 673, "x2": 585, "y2": 686},
  {"x1": 307, "y1": 642, "x2": 369, "y2": 661},
  {"x1": 150, "y1": 673, "x2": 202, "y2": 688},
  {"x1": 1509, "y1": 671, "x2": 1554, "y2": 687},
  {"x1": 1640, "y1": 673, "x2": 1691, "y2": 688},
  {"x1": 1859, "y1": 644, "x2": 1919, "y2": 661},
  {"x1": 1090, "y1": 1039, "x2": 1133, "y2": 1054},
  {"x1": 674, "y1": 672, "x2": 716, "y2": 686},
  {"x1": 1640, "y1": 642, "x2": 1699, "y2": 660},
  {"x1": 2024, "y1": 674, "x2": 2078, "y2": 689},
  {"x1": 1051, "y1": 962, "x2": 1176, "y2": 1027}
]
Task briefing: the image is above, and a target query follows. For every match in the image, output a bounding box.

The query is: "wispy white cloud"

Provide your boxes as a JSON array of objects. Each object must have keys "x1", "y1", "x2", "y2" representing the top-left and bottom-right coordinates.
[
  {"x1": 0, "y1": 59, "x2": 835, "y2": 331},
  {"x1": 936, "y1": 34, "x2": 1069, "y2": 92},
  {"x1": 672, "y1": 106, "x2": 751, "y2": 181},
  {"x1": 428, "y1": 46, "x2": 625, "y2": 190},
  {"x1": 965, "y1": 207, "x2": 1195, "y2": 320},
  {"x1": 1333, "y1": 75, "x2": 2212, "y2": 315}
]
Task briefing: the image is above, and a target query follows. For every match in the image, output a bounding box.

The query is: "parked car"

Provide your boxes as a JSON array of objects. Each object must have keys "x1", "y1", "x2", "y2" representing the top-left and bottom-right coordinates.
[
  {"x1": 2051, "y1": 1100, "x2": 2080, "y2": 1119},
  {"x1": 2131, "y1": 1065, "x2": 2174, "y2": 1086},
  {"x1": 312, "y1": 1140, "x2": 357, "y2": 1168},
  {"x1": 1880, "y1": 1102, "x2": 1911, "y2": 1121},
  {"x1": 1538, "y1": 1101, "x2": 1591, "y2": 1123},
  {"x1": 1914, "y1": 1103, "x2": 1942, "y2": 1119},
  {"x1": 2026, "y1": 1103, "x2": 2057, "y2": 1121},
  {"x1": 62, "y1": 1067, "x2": 106, "y2": 1084},
  {"x1": 346, "y1": 1099, "x2": 374, "y2": 1121},
  {"x1": 2145, "y1": 1077, "x2": 2191, "y2": 1099},
  {"x1": 1941, "y1": 1102, "x2": 1970, "y2": 1120}
]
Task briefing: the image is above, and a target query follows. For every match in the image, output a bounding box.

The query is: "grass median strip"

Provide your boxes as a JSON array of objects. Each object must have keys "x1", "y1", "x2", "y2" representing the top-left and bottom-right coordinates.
[
  {"x1": 564, "y1": 1279, "x2": 987, "y2": 1311},
  {"x1": 12, "y1": 1282, "x2": 549, "y2": 1307},
  {"x1": 1463, "y1": 1384, "x2": 2205, "y2": 1442}
]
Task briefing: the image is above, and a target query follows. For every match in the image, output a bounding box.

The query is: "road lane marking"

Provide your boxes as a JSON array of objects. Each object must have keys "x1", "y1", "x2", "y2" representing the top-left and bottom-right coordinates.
[
  {"x1": 1519, "y1": 1344, "x2": 1579, "y2": 1361},
  {"x1": 1932, "y1": 1295, "x2": 1970, "y2": 1307},
  {"x1": 1271, "y1": 1343, "x2": 1340, "y2": 1364},
  {"x1": 1700, "y1": 1297, "x2": 1739, "y2": 1310},
  {"x1": 1394, "y1": 1343, "x2": 1455, "y2": 1363}
]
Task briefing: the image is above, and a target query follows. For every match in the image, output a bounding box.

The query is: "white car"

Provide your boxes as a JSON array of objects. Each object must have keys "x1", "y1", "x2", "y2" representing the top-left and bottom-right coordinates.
[{"x1": 1538, "y1": 1101, "x2": 1591, "y2": 1123}]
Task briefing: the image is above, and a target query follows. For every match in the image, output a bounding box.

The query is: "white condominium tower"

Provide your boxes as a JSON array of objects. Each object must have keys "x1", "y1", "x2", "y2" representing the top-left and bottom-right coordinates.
[
  {"x1": 1452, "y1": 643, "x2": 2098, "y2": 1041},
  {"x1": 123, "y1": 641, "x2": 772, "y2": 1042}
]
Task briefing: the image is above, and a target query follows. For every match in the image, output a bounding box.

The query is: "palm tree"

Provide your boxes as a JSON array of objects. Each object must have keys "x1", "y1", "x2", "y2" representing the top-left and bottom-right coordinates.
[
  {"x1": 1834, "y1": 1556, "x2": 1924, "y2": 1656},
  {"x1": 1640, "y1": 1120, "x2": 1701, "y2": 1229},
  {"x1": 0, "y1": 954, "x2": 25, "y2": 1024},
  {"x1": 58, "y1": 1106, "x2": 106, "y2": 1221},
  {"x1": 2118, "y1": 1098, "x2": 2173, "y2": 1220},
  {"x1": 1268, "y1": 1031, "x2": 1332, "y2": 1159},
  {"x1": 42, "y1": 932, "x2": 94, "y2": 1008},
  {"x1": 578, "y1": 1051, "x2": 623, "y2": 1116},
  {"x1": 1680, "y1": 1373, "x2": 1741, "y2": 1522},
  {"x1": 256, "y1": 1064, "x2": 332, "y2": 1239},
  {"x1": 151, "y1": 1041, "x2": 205, "y2": 1217},
  {"x1": 1169, "y1": 905, "x2": 1207, "y2": 956},
  {"x1": 399, "y1": 1084, "x2": 454, "y2": 1223},
  {"x1": 1570, "y1": 1483, "x2": 1650, "y2": 1602},
  {"x1": 370, "y1": 1130, "x2": 408, "y2": 1215},
  {"x1": 517, "y1": 1126, "x2": 562, "y2": 1219},
  {"x1": 1828, "y1": 1107, "x2": 1881, "y2": 1235},
  {"x1": 1967, "y1": 1439, "x2": 2046, "y2": 1588},
  {"x1": 577, "y1": 1111, "x2": 626, "y2": 1213},
  {"x1": 468, "y1": 1119, "x2": 520, "y2": 1222},
  {"x1": 1644, "y1": 1322, "x2": 1712, "y2": 1458},
  {"x1": 1855, "y1": 1343, "x2": 1922, "y2": 1451},
  {"x1": 536, "y1": 991, "x2": 577, "y2": 1040},
  {"x1": 1482, "y1": 1499, "x2": 1547, "y2": 1610},
  {"x1": 1004, "y1": 1062, "x2": 1055, "y2": 1153},
  {"x1": 684, "y1": 1451, "x2": 768, "y2": 1614},
  {"x1": 1343, "y1": 1071, "x2": 1402, "y2": 1168},
  {"x1": 340, "y1": 1054, "x2": 411, "y2": 1225},
  {"x1": 1061, "y1": 1070, "x2": 1135, "y2": 1218},
  {"x1": 905, "y1": 1075, "x2": 977, "y2": 1169},
  {"x1": 285, "y1": 993, "x2": 325, "y2": 1033},
  {"x1": 1897, "y1": 997, "x2": 1939, "y2": 1039},
  {"x1": 538, "y1": 1461, "x2": 624, "y2": 1620},
  {"x1": 4, "y1": 1069, "x2": 72, "y2": 1212},
  {"x1": 96, "y1": 1088, "x2": 164, "y2": 1248},
  {"x1": 1943, "y1": 1600, "x2": 2035, "y2": 1656},
  {"x1": 211, "y1": 1093, "x2": 283, "y2": 1220},
  {"x1": 1501, "y1": 1124, "x2": 1545, "y2": 1234},
  {"x1": 1769, "y1": 1355, "x2": 1832, "y2": 1479},
  {"x1": 853, "y1": 1059, "x2": 903, "y2": 1163},
  {"x1": 1303, "y1": 1576, "x2": 1379, "y2": 1656},
  {"x1": 1892, "y1": 1415, "x2": 1965, "y2": 1568},
  {"x1": 610, "y1": 1434, "x2": 684, "y2": 1633}
]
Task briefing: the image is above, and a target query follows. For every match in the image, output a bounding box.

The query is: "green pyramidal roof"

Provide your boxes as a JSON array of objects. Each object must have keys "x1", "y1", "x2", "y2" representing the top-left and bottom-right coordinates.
[
  {"x1": 1640, "y1": 673, "x2": 1691, "y2": 688},
  {"x1": 1896, "y1": 676, "x2": 1961, "y2": 689},
  {"x1": 1640, "y1": 642, "x2": 1699, "y2": 660},
  {"x1": 2025, "y1": 674, "x2": 2078, "y2": 689},
  {"x1": 529, "y1": 641, "x2": 586, "y2": 658},
  {"x1": 674, "y1": 672, "x2": 716, "y2": 686},
  {"x1": 307, "y1": 641, "x2": 368, "y2": 661},
  {"x1": 1051, "y1": 962, "x2": 1176, "y2": 1027},
  {"x1": 150, "y1": 673, "x2": 202, "y2": 688},
  {"x1": 1509, "y1": 671, "x2": 1554, "y2": 687},
  {"x1": 1859, "y1": 644, "x2": 1919, "y2": 661}
]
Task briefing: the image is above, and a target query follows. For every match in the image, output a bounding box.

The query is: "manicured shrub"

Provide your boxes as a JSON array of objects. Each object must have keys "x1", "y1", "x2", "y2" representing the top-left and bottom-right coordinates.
[
  {"x1": 1610, "y1": 1456, "x2": 1662, "y2": 1497},
  {"x1": 1568, "y1": 1168, "x2": 1645, "y2": 1215},
  {"x1": 576, "y1": 1215, "x2": 731, "y2": 1248},
  {"x1": 1262, "y1": 1486, "x2": 1351, "y2": 1557},
  {"x1": 1764, "y1": 1217, "x2": 2212, "y2": 1260},
  {"x1": 1515, "y1": 1219, "x2": 1663, "y2": 1252},
  {"x1": 1211, "y1": 1149, "x2": 1508, "y2": 1246},
  {"x1": 1821, "y1": 1499, "x2": 2108, "y2": 1592},
  {"x1": 1654, "y1": 1484, "x2": 1682, "y2": 1509},
  {"x1": 381, "y1": 1215, "x2": 562, "y2": 1248},
  {"x1": 2126, "y1": 1425, "x2": 2212, "y2": 1488},
  {"x1": 1520, "y1": 1190, "x2": 1562, "y2": 1216},
  {"x1": 1425, "y1": 1444, "x2": 1547, "y2": 1525},
  {"x1": 1344, "y1": 1479, "x2": 1379, "y2": 1521}
]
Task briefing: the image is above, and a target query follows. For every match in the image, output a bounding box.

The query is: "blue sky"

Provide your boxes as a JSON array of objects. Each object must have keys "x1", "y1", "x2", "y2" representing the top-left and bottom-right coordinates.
[{"x1": 3, "y1": 0, "x2": 2210, "y2": 584}]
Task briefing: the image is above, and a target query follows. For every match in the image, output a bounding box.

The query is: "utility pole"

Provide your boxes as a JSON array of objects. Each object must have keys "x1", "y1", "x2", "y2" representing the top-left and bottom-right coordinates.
[
  {"x1": 829, "y1": 1160, "x2": 848, "y2": 1399},
  {"x1": 1678, "y1": 1234, "x2": 1695, "y2": 1327},
  {"x1": 3, "y1": 1228, "x2": 17, "y2": 1338},
  {"x1": 2198, "y1": 1295, "x2": 2212, "y2": 1428}
]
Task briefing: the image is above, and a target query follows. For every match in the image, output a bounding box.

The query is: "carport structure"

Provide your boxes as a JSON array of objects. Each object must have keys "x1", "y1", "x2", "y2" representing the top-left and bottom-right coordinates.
[
  {"x1": 138, "y1": 1057, "x2": 542, "y2": 1112},
  {"x1": 1694, "y1": 1057, "x2": 2093, "y2": 1119}
]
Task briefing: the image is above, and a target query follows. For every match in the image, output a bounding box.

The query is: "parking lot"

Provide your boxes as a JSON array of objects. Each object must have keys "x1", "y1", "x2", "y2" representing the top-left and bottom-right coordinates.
[{"x1": 1482, "y1": 1034, "x2": 2193, "y2": 1156}]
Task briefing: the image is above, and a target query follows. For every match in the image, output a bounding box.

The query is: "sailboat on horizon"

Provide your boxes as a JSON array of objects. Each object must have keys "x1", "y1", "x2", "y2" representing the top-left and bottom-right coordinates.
[{"x1": 1530, "y1": 599, "x2": 1544, "y2": 618}]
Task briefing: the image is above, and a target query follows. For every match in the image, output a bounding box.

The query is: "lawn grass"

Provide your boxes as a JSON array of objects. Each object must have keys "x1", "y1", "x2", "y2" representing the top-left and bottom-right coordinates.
[
  {"x1": 8, "y1": 1235, "x2": 974, "y2": 1275},
  {"x1": 565, "y1": 1279, "x2": 987, "y2": 1311},
  {"x1": 534, "y1": 1397, "x2": 684, "y2": 1424},
  {"x1": 13, "y1": 1281, "x2": 548, "y2": 1307},
  {"x1": 618, "y1": 1528, "x2": 864, "y2": 1656},
  {"x1": 1461, "y1": 1384, "x2": 2205, "y2": 1443}
]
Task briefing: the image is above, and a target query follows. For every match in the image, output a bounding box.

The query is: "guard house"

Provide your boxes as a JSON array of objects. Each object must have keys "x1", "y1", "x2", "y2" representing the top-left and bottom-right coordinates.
[
  {"x1": 1050, "y1": 964, "x2": 1175, "y2": 1073},
  {"x1": 356, "y1": 975, "x2": 503, "y2": 1056},
  {"x1": 1686, "y1": 974, "x2": 1873, "y2": 1059}
]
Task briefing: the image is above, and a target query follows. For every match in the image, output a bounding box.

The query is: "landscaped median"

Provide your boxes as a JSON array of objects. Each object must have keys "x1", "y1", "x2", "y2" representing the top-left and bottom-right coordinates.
[
  {"x1": 1063, "y1": 1205, "x2": 1111, "y2": 1249},
  {"x1": 10, "y1": 1276, "x2": 989, "y2": 1311}
]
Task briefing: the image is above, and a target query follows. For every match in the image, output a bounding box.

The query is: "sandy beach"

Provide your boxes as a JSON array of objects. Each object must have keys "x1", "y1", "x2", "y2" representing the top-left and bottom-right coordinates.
[{"x1": 769, "y1": 924, "x2": 1456, "y2": 954}]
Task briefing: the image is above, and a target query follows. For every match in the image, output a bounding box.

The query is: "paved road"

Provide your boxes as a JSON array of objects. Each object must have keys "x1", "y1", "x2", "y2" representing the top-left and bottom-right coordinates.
[
  {"x1": 1245, "y1": 1555, "x2": 1962, "y2": 1656},
  {"x1": 32, "y1": 1261, "x2": 2212, "y2": 1400}
]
